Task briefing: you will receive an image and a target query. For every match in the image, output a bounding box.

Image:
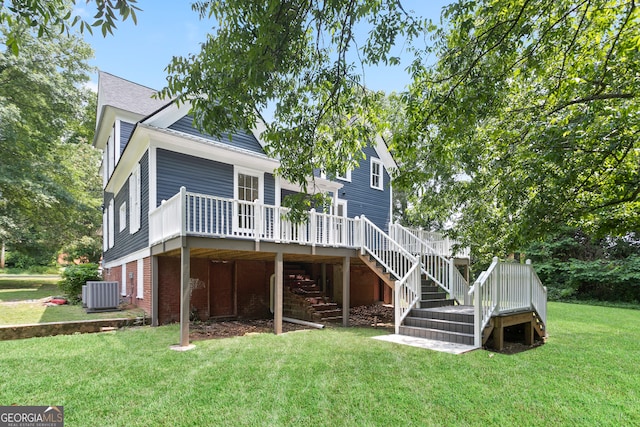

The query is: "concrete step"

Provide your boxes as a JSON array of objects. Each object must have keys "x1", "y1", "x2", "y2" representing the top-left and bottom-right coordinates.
[
  {"x1": 399, "y1": 325, "x2": 474, "y2": 345},
  {"x1": 404, "y1": 316, "x2": 473, "y2": 334},
  {"x1": 419, "y1": 299, "x2": 456, "y2": 309}
]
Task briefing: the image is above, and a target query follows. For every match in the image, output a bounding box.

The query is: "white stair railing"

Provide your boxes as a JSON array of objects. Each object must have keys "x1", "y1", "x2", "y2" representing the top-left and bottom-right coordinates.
[
  {"x1": 468, "y1": 257, "x2": 548, "y2": 347},
  {"x1": 389, "y1": 223, "x2": 468, "y2": 304},
  {"x1": 359, "y1": 216, "x2": 421, "y2": 333}
]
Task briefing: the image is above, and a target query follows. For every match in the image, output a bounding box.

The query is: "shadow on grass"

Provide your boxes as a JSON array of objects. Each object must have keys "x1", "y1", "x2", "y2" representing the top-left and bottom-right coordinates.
[
  {"x1": 0, "y1": 283, "x2": 60, "y2": 302},
  {"x1": 38, "y1": 304, "x2": 145, "y2": 324}
]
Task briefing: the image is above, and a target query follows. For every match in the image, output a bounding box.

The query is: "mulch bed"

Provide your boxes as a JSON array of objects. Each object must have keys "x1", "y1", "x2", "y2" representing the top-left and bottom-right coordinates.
[{"x1": 190, "y1": 304, "x2": 394, "y2": 341}]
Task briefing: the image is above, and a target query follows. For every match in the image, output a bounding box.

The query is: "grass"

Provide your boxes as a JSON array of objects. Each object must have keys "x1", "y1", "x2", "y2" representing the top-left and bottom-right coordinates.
[
  {"x1": 0, "y1": 302, "x2": 639, "y2": 426},
  {"x1": 0, "y1": 276, "x2": 144, "y2": 325}
]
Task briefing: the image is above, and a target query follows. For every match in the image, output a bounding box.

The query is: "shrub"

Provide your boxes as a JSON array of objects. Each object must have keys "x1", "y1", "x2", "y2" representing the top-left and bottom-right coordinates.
[{"x1": 59, "y1": 263, "x2": 101, "y2": 303}]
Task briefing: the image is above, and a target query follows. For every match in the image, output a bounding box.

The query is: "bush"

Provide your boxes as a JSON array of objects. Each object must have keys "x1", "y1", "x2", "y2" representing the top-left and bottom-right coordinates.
[{"x1": 59, "y1": 263, "x2": 102, "y2": 303}]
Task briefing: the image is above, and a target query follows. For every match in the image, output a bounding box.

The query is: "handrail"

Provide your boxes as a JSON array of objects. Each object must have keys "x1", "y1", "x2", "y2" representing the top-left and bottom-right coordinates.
[
  {"x1": 359, "y1": 216, "x2": 421, "y2": 334},
  {"x1": 389, "y1": 222, "x2": 468, "y2": 304},
  {"x1": 394, "y1": 224, "x2": 471, "y2": 259},
  {"x1": 468, "y1": 257, "x2": 548, "y2": 347}
]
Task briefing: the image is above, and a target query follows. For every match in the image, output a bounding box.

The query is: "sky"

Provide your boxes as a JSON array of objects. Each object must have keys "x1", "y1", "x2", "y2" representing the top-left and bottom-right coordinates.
[{"x1": 81, "y1": 0, "x2": 451, "y2": 93}]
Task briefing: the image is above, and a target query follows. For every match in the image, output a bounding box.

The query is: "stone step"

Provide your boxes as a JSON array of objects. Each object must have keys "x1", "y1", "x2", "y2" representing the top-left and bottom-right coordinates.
[
  {"x1": 409, "y1": 307, "x2": 474, "y2": 324},
  {"x1": 311, "y1": 303, "x2": 339, "y2": 312},
  {"x1": 419, "y1": 299, "x2": 456, "y2": 309},
  {"x1": 404, "y1": 316, "x2": 474, "y2": 334},
  {"x1": 399, "y1": 325, "x2": 474, "y2": 345}
]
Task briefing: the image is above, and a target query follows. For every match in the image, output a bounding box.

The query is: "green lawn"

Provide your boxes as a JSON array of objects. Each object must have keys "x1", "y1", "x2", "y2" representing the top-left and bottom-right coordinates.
[
  {"x1": 0, "y1": 277, "x2": 144, "y2": 325},
  {"x1": 0, "y1": 302, "x2": 638, "y2": 426}
]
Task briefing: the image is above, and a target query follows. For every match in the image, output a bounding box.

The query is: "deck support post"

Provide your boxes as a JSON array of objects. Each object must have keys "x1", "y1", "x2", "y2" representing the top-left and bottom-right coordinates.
[
  {"x1": 321, "y1": 263, "x2": 327, "y2": 294},
  {"x1": 274, "y1": 252, "x2": 283, "y2": 335},
  {"x1": 342, "y1": 256, "x2": 350, "y2": 327},
  {"x1": 151, "y1": 255, "x2": 159, "y2": 327},
  {"x1": 179, "y1": 245, "x2": 190, "y2": 347}
]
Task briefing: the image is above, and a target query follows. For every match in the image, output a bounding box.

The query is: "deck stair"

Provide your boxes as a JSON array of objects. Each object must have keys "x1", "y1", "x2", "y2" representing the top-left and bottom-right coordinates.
[
  {"x1": 283, "y1": 265, "x2": 342, "y2": 322},
  {"x1": 398, "y1": 276, "x2": 475, "y2": 345}
]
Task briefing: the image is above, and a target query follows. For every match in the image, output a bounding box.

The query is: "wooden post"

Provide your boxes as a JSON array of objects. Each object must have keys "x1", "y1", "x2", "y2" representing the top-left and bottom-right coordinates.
[
  {"x1": 274, "y1": 252, "x2": 283, "y2": 334},
  {"x1": 179, "y1": 246, "x2": 190, "y2": 347},
  {"x1": 342, "y1": 256, "x2": 350, "y2": 326},
  {"x1": 151, "y1": 255, "x2": 159, "y2": 327}
]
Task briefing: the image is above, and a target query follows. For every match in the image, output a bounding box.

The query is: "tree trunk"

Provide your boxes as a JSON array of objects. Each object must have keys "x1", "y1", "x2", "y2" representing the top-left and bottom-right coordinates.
[{"x1": 1, "y1": 241, "x2": 5, "y2": 269}]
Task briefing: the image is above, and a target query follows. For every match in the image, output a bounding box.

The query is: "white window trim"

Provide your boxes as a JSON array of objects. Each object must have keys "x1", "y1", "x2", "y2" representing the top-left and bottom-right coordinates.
[
  {"x1": 370, "y1": 157, "x2": 384, "y2": 190},
  {"x1": 119, "y1": 202, "x2": 127, "y2": 232},
  {"x1": 107, "y1": 199, "x2": 114, "y2": 249},
  {"x1": 129, "y1": 163, "x2": 141, "y2": 234},
  {"x1": 121, "y1": 263, "x2": 127, "y2": 296},
  {"x1": 320, "y1": 169, "x2": 351, "y2": 182},
  {"x1": 136, "y1": 259, "x2": 144, "y2": 299},
  {"x1": 233, "y1": 166, "x2": 264, "y2": 233},
  {"x1": 102, "y1": 210, "x2": 108, "y2": 252}
]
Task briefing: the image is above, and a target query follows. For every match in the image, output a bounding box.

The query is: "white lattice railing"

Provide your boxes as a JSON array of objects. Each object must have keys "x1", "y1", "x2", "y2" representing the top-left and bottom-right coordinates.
[
  {"x1": 468, "y1": 257, "x2": 548, "y2": 347},
  {"x1": 360, "y1": 216, "x2": 421, "y2": 333},
  {"x1": 389, "y1": 223, "x2": 468, "y2": 304}
]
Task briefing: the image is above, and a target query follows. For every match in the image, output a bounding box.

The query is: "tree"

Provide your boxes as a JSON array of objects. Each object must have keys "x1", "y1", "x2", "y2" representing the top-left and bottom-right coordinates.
[
  {"x1": 394, "y1": 0, "x2": 639, "y2": 257},
  {"x1": 162, "y1": 1, "x2": 638, "y2": 258},
  {"x1": 161, "y1": 0, "x2": 425, "y2": 208},
  {"x1": 0, "y1": 0, "x2": 140, "y2": 54},
  {"x1": 0, "y1": 19, "x2": 102, "y2": 265}
]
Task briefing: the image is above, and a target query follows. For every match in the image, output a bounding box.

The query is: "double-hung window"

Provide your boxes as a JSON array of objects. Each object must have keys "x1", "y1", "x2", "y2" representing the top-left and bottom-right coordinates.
[
  {"x1": 129, "y1": 163, "x2": 141, "y2": 234},
  {"x1": 234, "y1": 167, "x2": 263, "y2": 233},
  {"x1": 370, "y1": 158, "x2": 384, "y2": 190}
]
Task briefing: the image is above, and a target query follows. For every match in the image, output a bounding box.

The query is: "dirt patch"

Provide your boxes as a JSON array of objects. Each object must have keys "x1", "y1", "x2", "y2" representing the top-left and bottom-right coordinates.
[{"x1": 189, "y1": 304, "x2": 395, "y2": 340}]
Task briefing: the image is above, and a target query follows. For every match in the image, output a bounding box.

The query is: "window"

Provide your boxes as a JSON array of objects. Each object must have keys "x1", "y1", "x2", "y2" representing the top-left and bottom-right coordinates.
[
  {"x1": 370, "y1": 158, "x2": 383, "y2": 190},
  {"x1": 119, "y1": 202, "x2": 127, "y2": 232},
  {"x1": 103, "y1": 210, "x2": 108, "y2": 252},
  {"x1": 129, "y1": 163, "x2": 141, "y2": 234},
  {"x1": 121, "y1": 263, "x2": 127, "y2": 296},
  {"x1": 234, "y1": 167, "x2": 263, "y2": 232},
  {"x1": 336, "y1": 168, "x2": 352, "y2": 182},
  {"x1": 237, "y1": 173, "x2": 259, "y2": 230},
  {"x1": 107, "y1": 199, "x2": 114, "y2": 249},
  {"x1": 136, "y1": 259, "x2": 144, "y2": 299}
]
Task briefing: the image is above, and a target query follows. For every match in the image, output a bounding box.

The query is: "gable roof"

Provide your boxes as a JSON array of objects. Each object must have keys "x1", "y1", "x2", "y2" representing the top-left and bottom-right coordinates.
[{"x1": 96, "y1": 71, "x2": 167, "y2": 118}]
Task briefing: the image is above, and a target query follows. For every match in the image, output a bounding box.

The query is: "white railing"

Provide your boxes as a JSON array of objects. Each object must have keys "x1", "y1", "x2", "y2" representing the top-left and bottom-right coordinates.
[
  {"x1": 149, "y1": 188, "x2": 359, "y2": 248},
  {"x1": 389, "y1": 223, "x2": 468, "y2": 304},
  {"x1": 360, "y1": 216, "x2": 421, "y2": 334},
  {"x1": 468, "y1": 257, "x2": 548, "y2": 347},
  {"x1": 395, "y1": 224, "x2": 471, "y2": 259},
  {"x1": 149, "y1": 190, "x2": 184, "y2": 244}
]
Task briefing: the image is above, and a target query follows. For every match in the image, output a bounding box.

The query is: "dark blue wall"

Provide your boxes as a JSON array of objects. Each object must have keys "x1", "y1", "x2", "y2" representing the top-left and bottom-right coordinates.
[
  {"x1": 169, "y1": 116, "x2": 265, "y2": 155},
  {"x1": 119, "y1": 121, "x2": 135, "y2": 155},
  {"x1": 338, "y1": 145, "x2": 391, "y2": 231},
  {"x1": 104, "y1": 150, "x2": 149, "y2": 263}
]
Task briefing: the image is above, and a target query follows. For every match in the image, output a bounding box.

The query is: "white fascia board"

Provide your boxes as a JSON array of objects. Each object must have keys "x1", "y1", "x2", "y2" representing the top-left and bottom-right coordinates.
[
  {"x1": 280, "y1": 176, "x2": 343, "y2": 194},
  {"x1": 142, "y1": 100, "x2": 191, "y2": 128},
  {"x1": 373, "y1": 134, "x2": 397, "y2": 172},
  {"x1": 105, "y1": 129, "x2": 150, "y2": 195},
  {"x1": 250, "y1": 116, "x2": 269, "y2": 150},
  {"x1": 94, "y1": 105, "x2": 146, "y2": 150},
  {"x1": 103, "y1": 247, "x2": 150, "y2": 269},
  {"x1": 141, "y1": 124, "x2": 280, "y2": 174}
]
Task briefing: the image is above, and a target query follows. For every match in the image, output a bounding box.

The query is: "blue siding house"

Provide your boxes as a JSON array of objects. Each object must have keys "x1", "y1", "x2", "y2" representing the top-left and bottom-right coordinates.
[{"x1": 94, "y1": 71, "x2": 398, "y2": 336}]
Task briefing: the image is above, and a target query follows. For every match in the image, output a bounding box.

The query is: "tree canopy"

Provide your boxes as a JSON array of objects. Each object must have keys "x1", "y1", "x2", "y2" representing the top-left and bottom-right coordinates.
[
  {"x1": 162, "y1": 0, "x2": 424, "y2": 207},
  {"x1": 395, "y1": 0, "x2": 639, "y2": 256},
  {"x1": 164, "y1": 1, "x2": 638, "y2": 255},
  {"x1": 0, "y1": 19, "x2": 101, "y2": 264},
  {"x1": 0, "y1": 0, "x2": 140, "y2": 54}
]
